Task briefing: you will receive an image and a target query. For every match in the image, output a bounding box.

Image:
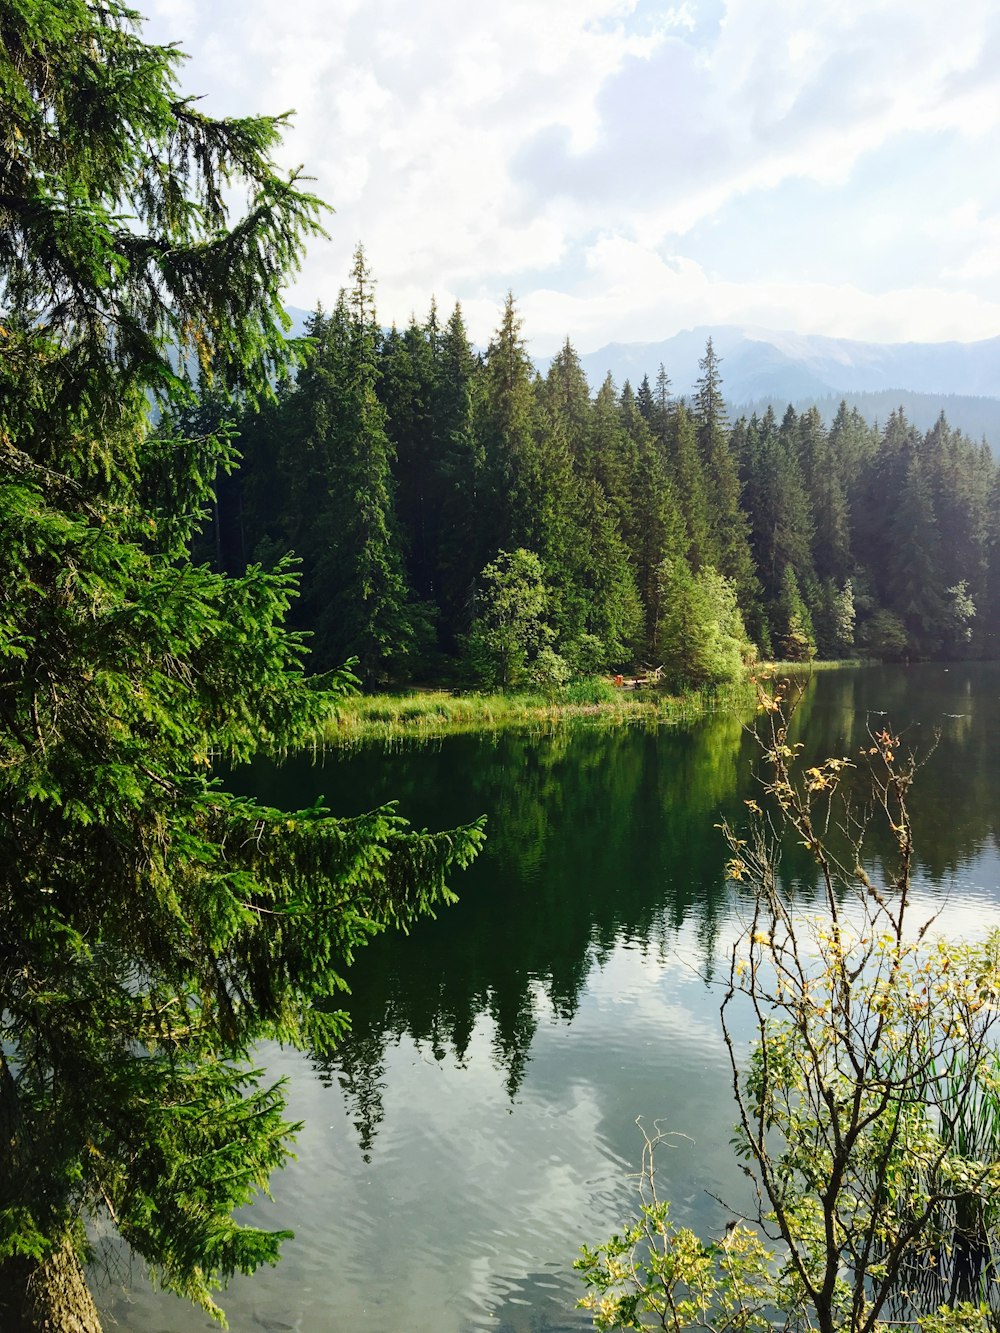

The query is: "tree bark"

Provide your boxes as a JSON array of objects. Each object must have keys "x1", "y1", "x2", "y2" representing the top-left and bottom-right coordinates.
[
  {"x1": 0, "y1": 1059, "x2": 103, "y2": 1332},
  {"x1": 0, "y1": 1235, "x2": 103, "y2": 1333}
]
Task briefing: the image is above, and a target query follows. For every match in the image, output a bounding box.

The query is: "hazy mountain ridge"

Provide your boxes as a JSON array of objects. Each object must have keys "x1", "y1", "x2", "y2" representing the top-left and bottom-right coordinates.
[
  {"x1": 559, "y1": 325, "x2": 1000, "y2": 401},
  {"x1": 542, "y1": 324, "x2": 1000, "y2": 446},
  {"x1": 288, "y1": 307, "x2": 1000, "y2": 445}
]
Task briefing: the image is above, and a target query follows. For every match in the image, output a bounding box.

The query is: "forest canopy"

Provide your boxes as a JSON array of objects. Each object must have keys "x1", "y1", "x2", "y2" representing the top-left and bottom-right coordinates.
[{"x1": 212, "y1": 257, "x2": 1000, "y2": 687}]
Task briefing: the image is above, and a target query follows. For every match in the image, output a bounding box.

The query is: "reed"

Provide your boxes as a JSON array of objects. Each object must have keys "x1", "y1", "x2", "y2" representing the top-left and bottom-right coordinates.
[{"x1": 314, "y1": 678, "x2": 757, "y2": 746}]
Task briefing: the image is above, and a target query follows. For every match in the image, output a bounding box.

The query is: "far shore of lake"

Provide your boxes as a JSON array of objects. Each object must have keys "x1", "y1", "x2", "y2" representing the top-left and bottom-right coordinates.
[{"x1": 315, "y1": 659, "x2": 867, "y2": 746}]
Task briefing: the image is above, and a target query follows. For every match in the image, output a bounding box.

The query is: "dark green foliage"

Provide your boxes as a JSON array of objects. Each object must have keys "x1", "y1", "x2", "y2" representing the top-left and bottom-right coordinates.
[
  {"x1": 664, "y1": 399, "x2": 714, "y2": 571},
  {"x1": 776, "y1": 564, "x2": 818, "y2": 661},
  {"x1": 619, "y1": 382, "x2": 686, "y2": 656},
  {"x1": 430, "y1": 304, "x2": 484, "y2": 646},
  {"x1": 799, "y1": 404, "x2": 851, "y2": 583},
  {"x1": 228, "y1": 305, "x2": 999, "y2": 671},
  {"x1": 884, "y1": 454, "x2": 947, "y2": 652},
  {"x1": 0, "y1": 6, "x2": 484, "y2": 1325},
  {"x1": 741, "y1": 407, "x2": 814, "y2": 626},
  {"x1": 216, "y1": 289, "x2": 996, "y2": 679},
  {"x1": 693, "y1": 340, "x2": 758, "y2": 610},
  {"x1": 275, "y1": 256, "x2": 418, "y2": 682}
]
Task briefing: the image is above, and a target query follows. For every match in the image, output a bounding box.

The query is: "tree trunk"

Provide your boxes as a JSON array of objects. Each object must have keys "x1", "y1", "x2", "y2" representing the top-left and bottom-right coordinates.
[
  {"x1": 0, "y1": 1235, "x2": 103, "y2": 1333},
  {"x1": 0, "y1": 1060, "x2": 103, "y2": 1332}
]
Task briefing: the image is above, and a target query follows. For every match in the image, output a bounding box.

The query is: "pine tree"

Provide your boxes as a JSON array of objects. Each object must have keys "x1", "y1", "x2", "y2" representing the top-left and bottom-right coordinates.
[
  {"x1": 922, "y1": 413, "x2": 994, "y2": 650},
  {"x1": 741, "y1": 407, "x2": 814, "y2": 602},
  {"x1": 635, "y1": 373, "x2": 656, "y2": 425},
  {"x1": 885, "y1": 454, "x2": 947, "y2": 653},
  {"x1": 282, "y1": 253, "x2": 417, "y2": 682},
  {"x1": 477, "y1": 300, "x2": 589, "y2": 655},
  {"x1": 797, "y1": 405, "x2": 850, "y2": 583},
  {"x1": 477, "y1": 293, "x2": 540, "y2": 554},
  {"x1": 619, "y1": 383, "x2": 686, "y2": 657},
  {"x1": 583, "y1": 374, "x2": 640, "y2": 548},
  {"x1": 543, "y1": 338, "x2": 592, "y2": 459},
  {"x1": 657, "y1": 396, "x2": 713, "y2": 573},
  {"x1": 776, "y1": 564, "x2": 818, "y2": 661},
  {"x1": 430, "y1": 302, "x2": 484, "y2": 649},
  {"x1": 0, "y1": 10, "x2": 483, "y2": 1328},
  {"x1": 852, "y1": 407, "x2": 916, "y2": 604},
  {"x1": 380, "y1": 311, "x2": 438, "y2": 604},
  {"x1": 692, "y1": 340, "x2": 757, "y2": 609}
]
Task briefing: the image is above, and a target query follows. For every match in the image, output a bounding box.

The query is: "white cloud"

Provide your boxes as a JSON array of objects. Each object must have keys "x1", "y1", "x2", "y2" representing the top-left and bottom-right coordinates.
[
  {"x1": 521, "y1": 237, "x2": 1000, "y2": 355},
  {"x1": 141, "y1": 0, "x2": 1000, "y2": 353}
]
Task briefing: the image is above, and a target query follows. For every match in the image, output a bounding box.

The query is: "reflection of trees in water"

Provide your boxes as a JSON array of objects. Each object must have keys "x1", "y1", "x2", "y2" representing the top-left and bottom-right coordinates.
[
  {"x1": 311, "y1": 707, "x2": 761, "y2": 1148},
  {"x1": 296, "y1": 665, "x2": 1000, "y2": 1156},
  {"x1": 784, "y1": 663, "x2": 1000, "y2": 885}
]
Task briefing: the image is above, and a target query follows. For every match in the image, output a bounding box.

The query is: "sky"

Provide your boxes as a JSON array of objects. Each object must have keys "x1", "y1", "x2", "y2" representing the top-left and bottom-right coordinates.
[{"x1": 142, "y1": 0, "x2": 1000, "y2": 357}]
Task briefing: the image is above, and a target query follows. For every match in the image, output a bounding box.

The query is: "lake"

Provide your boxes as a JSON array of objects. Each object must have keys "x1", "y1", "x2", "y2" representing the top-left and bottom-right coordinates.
[{"x1": 95, "y1": 663, "x2": 1000, "y2": 1332}]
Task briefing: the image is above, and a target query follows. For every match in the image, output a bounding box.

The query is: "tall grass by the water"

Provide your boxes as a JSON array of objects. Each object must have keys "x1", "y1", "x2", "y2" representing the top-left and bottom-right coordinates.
[
  {"x1": 316, "y1": 677, "x2": 757, "y2": 746},
  {"x1": 883, "y1": 1049, "x2": 1000, "y2": 1320},
  {"x1": 762, "y1": 657, "x2": 866, "y2": 674}
]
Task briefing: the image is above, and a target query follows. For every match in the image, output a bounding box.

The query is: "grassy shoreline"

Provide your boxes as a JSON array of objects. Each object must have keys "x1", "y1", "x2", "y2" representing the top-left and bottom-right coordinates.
[
  {"x1": 316, "y1": 683, "x2": 749, "y2": 745},
  {"x1": 317, "y1": 661, "x2": 868, "y2": 747},
  {"x1": 314, "y1": 660, "x2": 867, "y2": 746}
]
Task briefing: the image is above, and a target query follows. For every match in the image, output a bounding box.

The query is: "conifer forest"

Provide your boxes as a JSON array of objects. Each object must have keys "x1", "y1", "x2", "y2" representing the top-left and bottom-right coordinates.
[{"x1": 205, "y1": 248, "x2": 1000, "y2": 691}]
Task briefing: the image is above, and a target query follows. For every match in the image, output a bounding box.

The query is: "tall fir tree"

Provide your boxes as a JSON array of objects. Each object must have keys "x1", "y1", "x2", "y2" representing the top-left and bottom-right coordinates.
[
  {"x1": 430, "y1": 302, "x2": 484, "y2": 649},
  {"x1": 379, "y1": 311, "x2": 439, "y2": 605},
  {"x1": 692, "y1": 339, "x2": 758, "y2": 611},
  {"x1": 292, "y1": 251, "x2": 416, "y2": 681},
  {"x1": 477, "y1": 299, "x2": 589, "y2": 649},
  {"x1": 798, "y1": 404, "x2": 851, "y2": 584},
  {"x1": 0, "y1": 10, "x2": 483, "y2": 1330},
  {"x1": 651, "y1": 380, "x2": 713, "y2": 573},
  {"x1": 619, "y1": 382, "x2": 686, "y2": 657}
]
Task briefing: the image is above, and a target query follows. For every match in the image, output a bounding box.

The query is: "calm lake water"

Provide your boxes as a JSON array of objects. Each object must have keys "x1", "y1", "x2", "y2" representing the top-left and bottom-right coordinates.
[{"x1": 96, "y1": 663, "x2": 1000, "y2": 1332}]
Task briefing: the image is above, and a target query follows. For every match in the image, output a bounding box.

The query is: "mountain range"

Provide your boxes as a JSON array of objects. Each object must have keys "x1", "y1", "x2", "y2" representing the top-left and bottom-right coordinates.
[
  {"x1": 288, "y1": 308, "x2": 1000, "y2": 447},
  {"x1": 543, "y1": 325, "x2": 1000, "y2": 446}
]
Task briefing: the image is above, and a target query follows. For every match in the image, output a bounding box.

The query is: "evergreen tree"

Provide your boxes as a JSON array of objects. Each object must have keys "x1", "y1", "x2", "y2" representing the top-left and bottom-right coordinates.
[
  {"x1": 692, "y1": 340, "x2": 757, "y2": 609},
  {"x1": 619, "y1": 382, "x2": 686, "y2": 657},
  {"x1": 922, "y1": 413, "x2": 994, "y2": 650},
  {"x1": 0, "y1": 11, "x2": 483, "y2": 1328},
  {"x1": 379, "y1": 310, "x2": 439, "y2": 605},
  {"x1": 477, "y1": 292, "x2": 541, "y2": 555},
  {"x1": 430, "y1": 302, "x2": 483, "y2": 649},
  {"x1": 543, "y1": 338, "x2": 592, "y2": 459},
  {"x1": 582, "y1": 374, "x2": 640, "y2": 548},
  {"x1": 741, "y1": 407, "x2": 814, "y2": 604},
  {"x1": 283, "y1": 254, "x2": 417, "y2": 682},
  {"x1": 776, "y1": 564, "x2": 818, "y2": 661},
  {"x1": 885, "y1": 453, "x2": 948, "y2": 653},
  {"x1": 571, "y1": 479, "x2": 644, "y2": 666},
  {"x1": 661, "y1": 400, "x2": 714, "y2": 572},
  {"x1": 798, "y1": 405, "x2": 851, "y2": 583},
  {"x1": 813, "y1": 578, "x2": 856, "y2": 658},
  {"x1": 481, "y1": 312, "x2": 600, "y2": 657},
  {"x1": 851, "y1": 407, "x2": 916, "y2": 604},
  {"x1": 635, "y1": 373, "x2": 656, "y2": 425}
]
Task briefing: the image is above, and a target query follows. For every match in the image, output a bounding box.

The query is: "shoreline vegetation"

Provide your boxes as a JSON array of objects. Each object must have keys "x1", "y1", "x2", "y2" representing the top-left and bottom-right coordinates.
[{"x1": 315, "y1": 659, "x2": 865, "y2": 746}]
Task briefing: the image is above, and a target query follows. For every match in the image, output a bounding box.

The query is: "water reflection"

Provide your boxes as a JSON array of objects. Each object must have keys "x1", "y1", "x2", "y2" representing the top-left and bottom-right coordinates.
[
  {"x1": 101, "y1": 664, "x2": 1000, "y2": 1332},
  {"x1": 276, "y1": 665, "x2": 1000, "y2": 1160}
]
